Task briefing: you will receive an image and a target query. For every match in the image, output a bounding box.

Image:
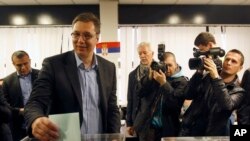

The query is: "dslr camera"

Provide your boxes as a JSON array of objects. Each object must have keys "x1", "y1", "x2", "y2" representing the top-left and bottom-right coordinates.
[
  {"x1": 188, "y1": 47, "x2": 225, "y2": 70},
  {"x1": 150, "y1": 44, "x2": 167, "y2": 73}
]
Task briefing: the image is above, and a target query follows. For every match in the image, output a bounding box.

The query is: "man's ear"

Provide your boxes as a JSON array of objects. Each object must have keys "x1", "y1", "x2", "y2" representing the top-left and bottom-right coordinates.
[
  {"x1": 239, "y1": 65, "x2": 243, "y2": 73},
  {"x1": 96, "y1": 34, "x2": 99, "y2": 41}
]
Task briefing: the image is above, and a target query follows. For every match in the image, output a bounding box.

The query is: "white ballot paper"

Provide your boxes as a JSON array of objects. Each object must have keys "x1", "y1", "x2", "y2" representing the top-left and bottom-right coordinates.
[{"x1": 49, "y1": 112, "x2": 81, "y2": 141}]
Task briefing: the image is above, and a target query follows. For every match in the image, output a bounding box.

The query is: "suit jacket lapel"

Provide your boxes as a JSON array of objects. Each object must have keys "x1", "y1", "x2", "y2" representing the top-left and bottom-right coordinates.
[
  {"x1": 64, "y1": 51, "x2": 83, "y2": 111},
  {"x1": 31, "y1": 69, "x2": 38, "y2": 84},
  {"x1": 13, "y1": 74, "x2": 24, "y2": 106}
]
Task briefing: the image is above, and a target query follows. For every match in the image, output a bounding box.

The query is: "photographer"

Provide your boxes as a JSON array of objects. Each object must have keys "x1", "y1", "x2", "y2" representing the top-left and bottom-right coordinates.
[
  {"x1": 237, "y1": 68, "x2": 250, "y2": 125},
  {"x1": 134, "y1": 51, "x2": 188, "y2": 141},
  {"x1": 180, "y1": 32, "x2": 245, "y2": 136}
]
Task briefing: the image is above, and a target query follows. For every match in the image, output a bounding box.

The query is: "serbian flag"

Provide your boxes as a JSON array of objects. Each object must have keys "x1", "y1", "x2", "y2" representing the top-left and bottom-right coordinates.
[{"x1": 96, "y1": 42, "x2": 120, "y2": 55}]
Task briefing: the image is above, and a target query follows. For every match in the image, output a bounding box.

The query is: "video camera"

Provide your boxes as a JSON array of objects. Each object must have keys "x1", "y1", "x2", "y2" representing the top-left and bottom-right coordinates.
[
  {"x1": 188, "y1": 47, "x2": 225, "y2": 70},
  {"x1": 150, "y1": 44, "x2": 167, "y2": 73}
]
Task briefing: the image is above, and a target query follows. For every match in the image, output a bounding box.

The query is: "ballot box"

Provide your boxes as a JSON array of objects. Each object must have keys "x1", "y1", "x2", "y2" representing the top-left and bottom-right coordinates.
[
  {"x1": 82, "y1": 133, "x2": 125, "y2": 141},
  {"x1": 21, "y1": 133, "x2": 125, "y2": 141},
  {"x1": 161, "y1": 136, "x2": 229, "y2": 141}
]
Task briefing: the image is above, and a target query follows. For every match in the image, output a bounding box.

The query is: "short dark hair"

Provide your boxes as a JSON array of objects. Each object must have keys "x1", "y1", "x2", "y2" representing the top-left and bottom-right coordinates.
[
  {"x1": 227, "y1": 49, "x2": 244, "y2": 66},
  {"x1": 194, "y1": 32, "x2": 216, "y2": 46},
  {"x1": 163, "y1": 52, "x2": 176, "y2": 63},
  {"x1": 72, "y1": 12, "x2": 100, "y2": 34},
  {"x1": 11, "y1": 50, "x2": 29, "y2": 62}
]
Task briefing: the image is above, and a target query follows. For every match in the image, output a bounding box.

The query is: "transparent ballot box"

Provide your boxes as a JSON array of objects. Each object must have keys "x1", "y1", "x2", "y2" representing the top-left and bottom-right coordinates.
[
  {"x1": 21, "y1": 133, "x2": 125, "y2": 141},
  {"x1": 82, "y1": 133, "x2": 125, "y2": 141},
  {"x1": 161, "y1": 136, "x2": 229, "y2": 141}
]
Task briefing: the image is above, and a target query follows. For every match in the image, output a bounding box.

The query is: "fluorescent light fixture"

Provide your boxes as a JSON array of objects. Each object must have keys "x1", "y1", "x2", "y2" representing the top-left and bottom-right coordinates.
[
  {"x1": 37, "y1": 14, "x2": 53, "y2": 25},
  {"x1": 168, "y1": 14, "x2": 180, "y2": 24},
  {"x1": 193, "y1": 14, "x2": 205, "y2": 24},
  {"x1": 11, "y1": 15, "x2": 27, "y2": 25}
]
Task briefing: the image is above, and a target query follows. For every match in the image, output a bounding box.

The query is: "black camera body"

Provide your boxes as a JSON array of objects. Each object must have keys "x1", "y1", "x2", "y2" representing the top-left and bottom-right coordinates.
[
  {"x1": 188, "y1": 47, "x2": 225, "y2": 70},
  {"x1": 151, "y1": 44, "x2": 167, "y2": 73}
]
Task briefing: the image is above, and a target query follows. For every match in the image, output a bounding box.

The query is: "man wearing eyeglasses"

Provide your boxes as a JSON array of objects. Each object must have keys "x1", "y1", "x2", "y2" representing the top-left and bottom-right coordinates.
[
  {"x1": 24, "y1": 12, "x2": 121, "y2": 141},
  {"x1": 2, "y1": 50, "x2": 39, "y2": 141}
]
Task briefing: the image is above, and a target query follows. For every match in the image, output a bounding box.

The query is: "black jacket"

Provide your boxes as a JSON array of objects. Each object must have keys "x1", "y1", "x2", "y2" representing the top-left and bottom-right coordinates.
[
  {"x1": 180, "y1": 72, "x2": 244, "y2": 136},
  {"x1": 2, "y1": 68, "x2": 39, "y2": 141},
  {"x1": 24, "y1": 51, "x2": 120, "y2": 136},
  {"x1": 134, "y1": 69, "x2": 188, "y2": 138},
  {"x1": 126, "y1": 66, "x2": 144, "y2": 127},
  {"x1": 0, "y1": 87, "x2": 13, "y2": 141},
  {"x1": 237, "y1": 68, "x2": 250, "y2": 125}
]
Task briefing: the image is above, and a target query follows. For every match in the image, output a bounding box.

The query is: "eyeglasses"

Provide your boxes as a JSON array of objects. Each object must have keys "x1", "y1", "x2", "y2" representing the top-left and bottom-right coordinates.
[{"x1": 71, "y1": 32, "x2": 95, "y2": 40}]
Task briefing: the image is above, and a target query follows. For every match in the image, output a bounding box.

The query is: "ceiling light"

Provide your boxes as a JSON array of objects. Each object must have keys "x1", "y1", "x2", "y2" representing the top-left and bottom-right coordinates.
[
  {"x1": 11, "y1": 15, "x2": 27, "y2": 25},
  {"x1": 37, "y1": 14, "x2": 53, "y2": 25},
  {"x1": 168, "y1": 14, "x2": 180, "y2": 24},
  {"x1": 193, "y1": 14, "x2": 205, "y2": 24}
]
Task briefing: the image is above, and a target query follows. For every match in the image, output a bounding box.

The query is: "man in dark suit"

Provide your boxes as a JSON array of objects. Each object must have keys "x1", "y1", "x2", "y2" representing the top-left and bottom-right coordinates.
[
  {"x1": 126, "y1": 42, "x2": 153, "y2": 136},
  {"x1": 2, "y1": 50, "x2": 39, "y2": 141},
  {"x1": 24, "y1": 12, "x2": 121, "y2": 141},
  {"x1": 0, "y1": 80, "x2": 13, "y2": 141}
]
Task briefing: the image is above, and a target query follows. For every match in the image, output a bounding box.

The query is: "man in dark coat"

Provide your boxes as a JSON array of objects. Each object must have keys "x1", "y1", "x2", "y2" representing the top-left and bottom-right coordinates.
[
  {"x1": 134, "y1": 52, "x2": 188, "y2": 141},
  {"x1": 180, "y1": 32, "x2": 245, "y2": 136},
  {"x1": 24, "y1": 12, "x2": 120, "y2": 141},
  {"x1": 2, "y1": 50, "x2": 39, "y2": 141},
  {"x1": 126, "y1": 42, "x2": 153, "y2": 136},
  {"x1": 237, "y1": 68, "x2": 250, "y2": 124},
  {"x1": 0, "y1": 82, "x2": 13, "y2": 141}
]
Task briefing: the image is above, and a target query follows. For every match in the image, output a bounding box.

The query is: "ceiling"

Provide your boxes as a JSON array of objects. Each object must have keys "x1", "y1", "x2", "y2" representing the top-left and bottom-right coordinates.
[{"x1": 0, "y1": 0, "x2": 250, "y2": 5}]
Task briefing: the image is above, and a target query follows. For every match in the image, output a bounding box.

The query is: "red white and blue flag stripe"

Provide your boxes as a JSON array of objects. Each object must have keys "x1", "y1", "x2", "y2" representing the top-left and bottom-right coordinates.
[{"x1": 96, "y1": 42, "x2": 120, "y2": 54}]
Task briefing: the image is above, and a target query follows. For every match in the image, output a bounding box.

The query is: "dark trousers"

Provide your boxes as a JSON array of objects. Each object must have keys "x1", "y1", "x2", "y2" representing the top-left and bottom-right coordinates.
[
  {"x1": 13, "y1": 128, "x2": 27, "y2": 141},
  {"x1": 138, "y1": 126, "x2": 162, "y2": 141}
]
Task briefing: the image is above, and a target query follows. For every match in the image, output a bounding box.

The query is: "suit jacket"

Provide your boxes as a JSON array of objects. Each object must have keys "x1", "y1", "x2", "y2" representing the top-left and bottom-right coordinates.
[
  {"x1": 126, "y1": 66, "x2": 140, "y2": 127},
  {"x1": 2, "y1": 68, "x2": 39, "y2": 140},
  {"x1": 237, "y1": 68, "x2": 250, "y2": 124},
  {"x1": 0, "y1": 86, "x2": 13, "y2": 141},
  {"x1": 24, "y1": 51, "x2": 121, "y2": 136}
]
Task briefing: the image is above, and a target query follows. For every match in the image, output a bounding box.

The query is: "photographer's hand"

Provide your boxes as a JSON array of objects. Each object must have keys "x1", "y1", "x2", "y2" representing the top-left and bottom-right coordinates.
[
  {"x1": 153, "y1": 70, "x2": 166, "y2": 86},
  {"x1": 148, "y1": 68, "x2": 153, "y2": 80},
  {"x1": 203, "y1": 57, "x2": 220, "y2": 79}
]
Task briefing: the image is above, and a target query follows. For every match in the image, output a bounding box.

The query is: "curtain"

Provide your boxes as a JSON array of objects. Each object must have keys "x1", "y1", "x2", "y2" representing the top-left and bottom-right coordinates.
[
  {"x1": 1, "y1": 25, "x2": 250, "y2": 105},
  {"x1": 118, "y1": 25, "x2": 250, "y2": 105},
  {"x1": 0, "y1": 26, "x2": 72, "y2": 78}
]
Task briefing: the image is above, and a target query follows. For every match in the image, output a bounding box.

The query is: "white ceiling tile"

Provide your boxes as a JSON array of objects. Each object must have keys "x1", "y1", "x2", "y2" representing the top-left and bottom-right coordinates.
[
  {"x1": 0, "y1": 0, "x2": 38, "y2": 5},
  {"x1": 73, "y1": 0, "x2": 99, "y2": 4},
  {"x1": 0, "y1": 0, "x2": 250, "y2": 5},
  {"x1": 0, "y1": 2, "x2": 5, "y2": 5},
  {"x1": 177, "y1": 0, "x2": 211, "y2": 5},
  {"x1": 36, "y1": 0, "x2": 73, "y2": 5},
  {"x1": 143, "y1": 0, "x2": 176, "y2": 4},
  {"x1": 208, "y1": 0, "x2": 246, "y2": 5},
  {"x1": 243, "y1": 0, "x2": 250, "y2": 4},
  {"x1": 119, "y1": 0, "x2": 142, "y2": 4}
]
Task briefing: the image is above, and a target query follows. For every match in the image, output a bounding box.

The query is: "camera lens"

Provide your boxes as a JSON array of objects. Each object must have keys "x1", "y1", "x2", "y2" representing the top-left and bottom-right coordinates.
[
  {"x1": 150, "y1": 61, "x2": 159, "y2": 71},
  {"x1": 188, "y1": 58, "x2": 204, "y2": 70}
]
